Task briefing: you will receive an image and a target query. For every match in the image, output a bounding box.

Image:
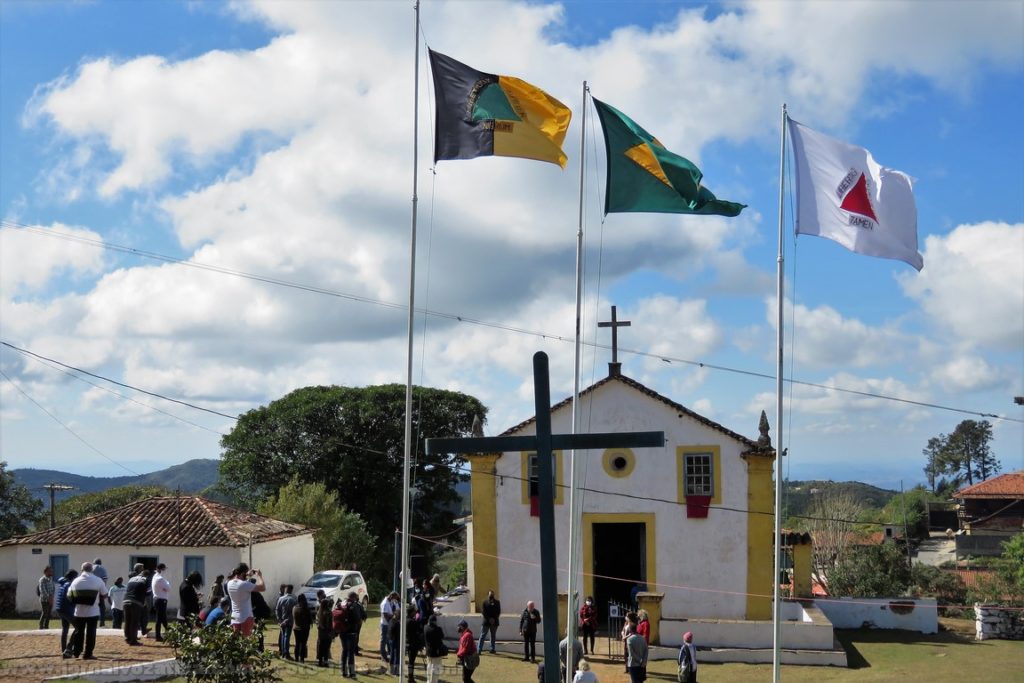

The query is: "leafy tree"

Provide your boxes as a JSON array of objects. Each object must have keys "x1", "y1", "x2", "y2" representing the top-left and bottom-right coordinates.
[
  {"x1": 828, "y1": 540, "x2": 912, "y2": 597},
  {"x1": 800, "y1": 490, "x2": 866, "y2": 593},
  {"x1": 0, "y1": 461, "x2": 44, "y2": 539},
  {"x1": 877, "y1": 486, "x2": 934, "y2": 540},
  {"x1": 922, "y1": 436, "x2": 944, "y2": 494},
  {"x1": 996, "y1": 532, "x2": 1024, "y2": 594},
  {"x1": 938, "y1": 420, "x2": 999, "y2": 486},
  {"x1": 38, "y1": 484, "x2": 171, "y2": 530},
  {"x1": 219, "y1": 384, "x2": 486, "y2": 576},
  {"x1": 258, "y1": 478, "x2": 377, "y2": 572}
]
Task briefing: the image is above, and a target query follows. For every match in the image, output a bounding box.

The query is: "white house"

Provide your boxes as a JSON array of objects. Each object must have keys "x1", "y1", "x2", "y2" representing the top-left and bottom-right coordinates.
[
  {"x1": 0, "y1": 496, "x2": 315, "y2": 615},
  {"x1": 466, "y1": 363, "x2": 779, "y2": 637}
]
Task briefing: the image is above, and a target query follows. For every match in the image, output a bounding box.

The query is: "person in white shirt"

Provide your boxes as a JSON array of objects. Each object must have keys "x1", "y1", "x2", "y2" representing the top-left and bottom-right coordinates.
[
  {"x1": 379, "y1": 591, "x2": 399, "y2": 663},
  {"x1": 63, "y1": 562, "x2": 108, "y2": 660},
  {"x1": 226, "y1": 563, "x2": 265, "y2": 636},
  {"x1": 151, "y1": 563, "x2": 172, "y2": 641},
  {"x1": 108, "y1": 577, "x2": 127, "y2": 630},
  {"x1": 573, "y1": 659, "x2": 598, "y2": 683}
]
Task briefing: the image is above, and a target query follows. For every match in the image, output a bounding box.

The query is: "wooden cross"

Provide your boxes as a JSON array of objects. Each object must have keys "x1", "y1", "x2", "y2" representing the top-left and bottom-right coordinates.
[
  {"x1": 426, "y1": 352, "x2": 663, "y2": 683},
  {"x1": 598, "y1": 305, "x2": 631, "y2": 364}
]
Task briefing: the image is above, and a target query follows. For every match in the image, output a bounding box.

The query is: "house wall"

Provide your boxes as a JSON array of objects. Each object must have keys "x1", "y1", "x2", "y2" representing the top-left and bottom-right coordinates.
[
  {"x1": 814, "y1": 597, "x2": 938, "y2": 634},
  {"x1": 487, "y1": 381, "x2": 752, "y2": 620},
  {"x1": 249, "y1": 534, "x2": 315, "y2": 592},
  {"x1": 2, "y1": 539, "x2": 312, "y2": 615}
]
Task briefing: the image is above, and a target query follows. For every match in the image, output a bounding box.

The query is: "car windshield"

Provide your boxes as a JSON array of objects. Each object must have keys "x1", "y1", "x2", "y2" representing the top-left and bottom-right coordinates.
[{"x1": 303, "y1": 573, "x2": 342, "y2": 589}]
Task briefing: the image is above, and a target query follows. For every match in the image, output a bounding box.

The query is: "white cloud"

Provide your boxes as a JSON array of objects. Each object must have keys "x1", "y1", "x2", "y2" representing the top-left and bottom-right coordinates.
[
  {"x1": 0, "y1": 223, "x2": 105, "y2": 293},
  {"x1": 900, "y1": 222, "x2": 1024, "y2": 351},
  {"x1": 931, "y1": 354, "x2": 1005, "y2": 394}
]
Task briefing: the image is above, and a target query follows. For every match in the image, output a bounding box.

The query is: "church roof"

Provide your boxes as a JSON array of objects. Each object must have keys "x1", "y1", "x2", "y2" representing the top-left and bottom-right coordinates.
[
  {"x1": 500, "y1": 371, "x2": 760, "y2": 450},
  {"x1": 0, "y1": 496, "x2": 312, "y2": 548}
]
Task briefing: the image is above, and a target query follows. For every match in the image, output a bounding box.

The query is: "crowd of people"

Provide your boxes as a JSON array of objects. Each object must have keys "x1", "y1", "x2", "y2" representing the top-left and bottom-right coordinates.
[{"x1": 37, "y1": 563, "x2": 698, "y2": 681}]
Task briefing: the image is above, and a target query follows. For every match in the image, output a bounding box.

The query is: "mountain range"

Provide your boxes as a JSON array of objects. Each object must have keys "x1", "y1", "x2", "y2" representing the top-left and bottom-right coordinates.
[{"x1": 12, "y1": 458, "x2": 221, "y2": 505}]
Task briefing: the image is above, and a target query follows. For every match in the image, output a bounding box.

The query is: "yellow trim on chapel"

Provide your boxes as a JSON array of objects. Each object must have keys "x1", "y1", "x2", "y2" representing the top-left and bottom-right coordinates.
[
  {"x1": 675, "y1": 446, "x2": 722, "y2": 506},
  {"x1": 581, "y1": 512, "x2": 657, "y2": 602},
  {"x1": 520, "y1": 450, "x2": 564, "y2": 505},
  {"x1": 602, "y1": 448, "x2": 636, "y2": 478},
  {"x1": 470, "y1": 454, "x2": 500, "y2": 607},
  {"x1": 743, "y1": 451, "x2": 775, "y2": 619}
]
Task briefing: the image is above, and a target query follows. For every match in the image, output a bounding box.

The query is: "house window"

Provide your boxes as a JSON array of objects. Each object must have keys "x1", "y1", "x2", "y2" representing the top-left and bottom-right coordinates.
[
  {"x1": 520, "y1": 450, "x2": 564, "y2": 509},
  {"x1": 676, "y1": 446, "x2": 722, "y2": 516},
  {"x1": 684, "y1": 453, "x2": 714, "y2": 497},
  {"x1": 50, "y1": 555, "x2": 69, "y2": 579},
  {"x1": 184, "y1": 556, "x2": 205, "y2": 582}
]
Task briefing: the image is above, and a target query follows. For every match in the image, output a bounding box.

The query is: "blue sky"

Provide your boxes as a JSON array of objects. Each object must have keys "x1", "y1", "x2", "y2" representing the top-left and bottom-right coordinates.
[{"x1": 1, "y1": 0, "x2": 1021, "y2": 489}]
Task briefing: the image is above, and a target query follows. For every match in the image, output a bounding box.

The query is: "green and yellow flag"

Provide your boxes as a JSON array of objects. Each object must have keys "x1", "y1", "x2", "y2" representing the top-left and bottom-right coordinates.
[
  {"x1": 593, "y1": 98, "x2": 745, "y2": 216},
  {"x1": 429, "y1": 50, "x2": 571, "y2": 168}
]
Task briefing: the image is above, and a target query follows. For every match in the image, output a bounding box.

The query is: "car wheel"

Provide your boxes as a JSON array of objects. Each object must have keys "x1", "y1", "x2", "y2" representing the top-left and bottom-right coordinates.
[{"x1": 362, "y1": 595, "x2": 368, "y2": 610}]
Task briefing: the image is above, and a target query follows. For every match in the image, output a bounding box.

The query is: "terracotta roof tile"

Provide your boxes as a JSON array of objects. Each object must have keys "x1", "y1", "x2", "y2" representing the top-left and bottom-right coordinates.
[
  {"x1": 955, "y1": 471, "x2": 1024, "y2": 499},
  {"x1": 0, "y1": 496, "x2": 311, "y2": 548},
  {"x1": 499, "y1": 373, "x2": 761, "y2": 450}
]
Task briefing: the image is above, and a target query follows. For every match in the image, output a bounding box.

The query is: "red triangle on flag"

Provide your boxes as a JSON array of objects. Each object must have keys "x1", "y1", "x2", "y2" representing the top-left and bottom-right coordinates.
[{"x1": 840, "y1": 173, "x2": 878, "y2": 223}]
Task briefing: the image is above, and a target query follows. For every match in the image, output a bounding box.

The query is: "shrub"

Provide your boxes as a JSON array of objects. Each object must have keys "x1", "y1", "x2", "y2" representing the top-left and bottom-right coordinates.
[
  {"x1": 165, "y1": 620, "x2": 278, "y2": 683},
  {"x1": 910, "y1": 563, "x2": 967, "y2": 614}
]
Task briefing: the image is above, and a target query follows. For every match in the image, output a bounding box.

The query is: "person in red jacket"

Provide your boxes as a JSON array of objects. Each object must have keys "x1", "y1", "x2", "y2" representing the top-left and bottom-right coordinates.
[
  {"x1": 456, "y1": 619, "x2": 478, "y2": 683},
  {"x1": 578, "y1": 596, "x2": 598, "y2": 655},
  {"x1": 636, "y1": 609, "x2": 651, "y2": 644}
]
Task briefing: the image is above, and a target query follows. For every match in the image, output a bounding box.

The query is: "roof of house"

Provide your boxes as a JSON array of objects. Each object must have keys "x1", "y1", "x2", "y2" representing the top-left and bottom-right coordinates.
[
  {"x1": 499, "y1": 372, "x2": 763, "y2": 451},
  {"x1": 0, "y1": 496, "x2": 312, "y2": 548},
  {"x1": 955, "y1": 471, "x2": 1024, "y2": 499}
]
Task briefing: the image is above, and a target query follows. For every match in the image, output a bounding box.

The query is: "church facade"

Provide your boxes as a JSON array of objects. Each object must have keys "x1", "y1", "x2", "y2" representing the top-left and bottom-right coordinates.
[{"x1": 466, "y1": 364, "x2": 776, "y2": 623}]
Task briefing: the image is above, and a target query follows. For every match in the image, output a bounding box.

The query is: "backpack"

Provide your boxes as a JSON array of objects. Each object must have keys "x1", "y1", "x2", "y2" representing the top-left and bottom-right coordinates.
[
  {"x1": 332, "y1": 603, "x2": 350, "y2": 634},
  {"x1": 677, "y1": 646, "x2": 693, "y2": 683}
]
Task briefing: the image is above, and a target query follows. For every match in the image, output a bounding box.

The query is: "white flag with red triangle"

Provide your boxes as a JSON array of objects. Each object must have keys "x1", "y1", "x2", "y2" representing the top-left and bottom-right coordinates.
[{"x1": 788, "y1": 118, "x2": 923, "y2": 271}]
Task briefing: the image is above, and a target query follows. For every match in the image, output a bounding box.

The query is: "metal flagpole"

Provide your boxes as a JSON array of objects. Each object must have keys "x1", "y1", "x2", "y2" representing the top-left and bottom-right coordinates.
[
  {"x1": 771, "y1": 103, "x2": 789, "y2": 683},
  {"x1": 399, "y1": 3, "x2": 422, "y2": 682},
  {"x1": 565, "y1": 80, "x2": 589, "y2": 683}
]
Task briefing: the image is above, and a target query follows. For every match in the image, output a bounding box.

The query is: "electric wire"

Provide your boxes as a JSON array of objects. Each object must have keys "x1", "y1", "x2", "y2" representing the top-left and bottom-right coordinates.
[
  {"x1": 0, "y1": 369, "x2": 141, "y2": 476},
  {"x1": 3, "y1": 219, "x2": 1017, "y2": 425}
]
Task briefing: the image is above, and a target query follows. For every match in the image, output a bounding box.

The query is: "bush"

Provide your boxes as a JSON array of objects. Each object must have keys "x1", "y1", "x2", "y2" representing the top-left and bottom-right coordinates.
[
  {"x1": 829, "y1": 541, "x2": 911, "y2": 597},
  {"x1": 366, "y1": 576, "x2": 390, "y2": 604},
  {"x1": 910, "y1": 563, "x2": 967, "y2": 613},
  {"x1": 165, "y1": 619, "x2": 278, "y2": 682}
]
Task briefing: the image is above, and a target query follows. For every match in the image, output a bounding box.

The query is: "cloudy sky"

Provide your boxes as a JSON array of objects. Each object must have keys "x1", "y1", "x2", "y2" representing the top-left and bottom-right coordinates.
[{"x1": 1, "y1": 0, "x2": 1021, "y2": 489}]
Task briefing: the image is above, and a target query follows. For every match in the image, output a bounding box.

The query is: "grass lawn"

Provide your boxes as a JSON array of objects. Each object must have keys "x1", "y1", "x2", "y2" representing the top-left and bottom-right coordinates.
[{"x1": 5, "y1": 615, "x2": 1021, "y2": 682}]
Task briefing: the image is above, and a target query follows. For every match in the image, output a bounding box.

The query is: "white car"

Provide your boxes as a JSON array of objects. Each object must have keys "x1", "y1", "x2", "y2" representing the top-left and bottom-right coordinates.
[{"x1": 298, "y1": 570, "x2": 368, "y2": 608}]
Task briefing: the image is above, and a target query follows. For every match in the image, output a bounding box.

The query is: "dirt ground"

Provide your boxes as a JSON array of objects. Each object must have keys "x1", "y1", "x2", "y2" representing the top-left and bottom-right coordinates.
[{"x1": 0, "y1": 629, "x2": 174, "y2": 682}]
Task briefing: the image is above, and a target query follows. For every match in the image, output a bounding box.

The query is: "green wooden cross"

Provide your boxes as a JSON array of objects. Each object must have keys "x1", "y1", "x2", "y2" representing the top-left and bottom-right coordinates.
[{"x1": 426, "y1": 351, "x2": 664, "y2": 683}]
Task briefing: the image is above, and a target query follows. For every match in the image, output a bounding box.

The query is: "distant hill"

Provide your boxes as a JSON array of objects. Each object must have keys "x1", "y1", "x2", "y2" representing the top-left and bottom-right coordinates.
[
  {"x1": 12, "y1": 458, "x2": 221, "y2": 505},
  {"x1": 783, "y1": 479, "x2": 897, "y2": 520}
]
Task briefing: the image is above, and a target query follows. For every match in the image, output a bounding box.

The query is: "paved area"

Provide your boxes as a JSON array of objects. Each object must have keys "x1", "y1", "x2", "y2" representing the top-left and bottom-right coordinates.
[{"x1": 916, "y1": 531, "x2": 957, "y2": 567}]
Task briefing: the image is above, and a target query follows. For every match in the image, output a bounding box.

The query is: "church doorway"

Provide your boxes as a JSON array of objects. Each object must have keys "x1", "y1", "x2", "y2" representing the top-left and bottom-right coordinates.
[{"x1": 583, "y1": 513, "x2": 656, "y2": 627}]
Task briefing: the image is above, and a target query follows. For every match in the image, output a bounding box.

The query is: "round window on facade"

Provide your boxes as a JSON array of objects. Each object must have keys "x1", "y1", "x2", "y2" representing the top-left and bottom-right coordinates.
[{"x1": 602, "y1": 448, "x2": 636, "y2": 478}]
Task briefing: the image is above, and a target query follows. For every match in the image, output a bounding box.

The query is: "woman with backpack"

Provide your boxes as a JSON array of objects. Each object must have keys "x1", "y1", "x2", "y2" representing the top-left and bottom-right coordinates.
[{"x1": 677, "y1": 631, "x2": 697, "y2": 683}]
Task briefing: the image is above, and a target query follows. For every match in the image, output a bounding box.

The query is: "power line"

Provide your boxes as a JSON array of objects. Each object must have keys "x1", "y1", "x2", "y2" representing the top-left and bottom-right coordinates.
[
  {"x1": 0, "y1": 369, "x2": 140, "y2": 476},
  {"x1": 3, "y1": 219, "x2": 1018, "y2": 424}
]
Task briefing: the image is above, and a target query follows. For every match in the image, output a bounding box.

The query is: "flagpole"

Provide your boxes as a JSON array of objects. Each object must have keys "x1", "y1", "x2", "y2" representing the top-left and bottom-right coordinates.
[
  {"x1": 398, "y1": 3, "x2": 421, "y2": 682},
  {"x1": 565, "y1": 80, "x2": 588, "y2": 683},
  {"x1": 771, "y1": 103, "x2": 788, "y2": 683}
]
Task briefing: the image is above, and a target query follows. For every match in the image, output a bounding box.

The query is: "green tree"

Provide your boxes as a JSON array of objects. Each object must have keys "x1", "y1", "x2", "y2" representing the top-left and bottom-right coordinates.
[
  {"x1": 828, "y1": 540, "x2": 912, "y2": 597},
  {"x1": 940, "y1": 420, "x2": 999, "y2": 486},
  {"x1": 922, "y1": 436, "x2": 945, "y2": 494},
  {"x1": 800, "y1": 490, "x2": 866, "y2": 593},
  {"x1": 0, "y1": 461, "x2": 44, "y2": 539},
  {"x1": 219, "y1": 384, "x2": 486, "y2": 575},
  {"x1": 258, "y1": 478, "x2": 377, "y2": 573},
  {"x1": 878, "y1": 486, "x2": 934, "y2": 540},
  {"x1": 38, "y1": 484, "x2": 171, "y2": 530},
  {"x1": 996, "y1": 532, "x2": 1024, "y2": 593}
]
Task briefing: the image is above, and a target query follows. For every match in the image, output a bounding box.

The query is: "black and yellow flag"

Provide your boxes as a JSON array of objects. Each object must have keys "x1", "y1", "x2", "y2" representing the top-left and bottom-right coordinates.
[{"x1": 429, "y1": 50, "x2": 571, "y2": 168}]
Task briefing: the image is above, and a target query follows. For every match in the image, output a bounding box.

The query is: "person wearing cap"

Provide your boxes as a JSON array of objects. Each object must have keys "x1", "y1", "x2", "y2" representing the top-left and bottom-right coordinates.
[
  {"x1": 122, "y1": 563, "x2": 148, "y2": 645},
  {"x1": 677, "y1": 631, "x2": 697, "y2": 683},
  {"x1": 63, "y1": 561, "x2": 108, "y2": 660},
  {"x1": 455, "y1": 619, "x2": 478, "y2": 682},
  {"x1": 151, "y1": 563, "x2": 172, "y2": 641}
]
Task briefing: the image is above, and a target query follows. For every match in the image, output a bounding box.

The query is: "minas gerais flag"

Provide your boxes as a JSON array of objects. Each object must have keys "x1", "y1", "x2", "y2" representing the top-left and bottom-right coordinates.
[
  {"x1": 788, "y1": 118, "x2": 923, "y2": 271},
  {"x1": 429, "y1": 50, "x2": 571, "y2": 168},
  {"x1": 592, "y1": 98, "x2": 745, "y2": 217}
]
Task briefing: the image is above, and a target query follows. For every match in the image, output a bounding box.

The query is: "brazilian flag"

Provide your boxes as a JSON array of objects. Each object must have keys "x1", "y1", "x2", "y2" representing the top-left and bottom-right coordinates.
[
  {"x1": 429, "y1": 50, "x2": 571, "y2": 168},
  {"x1": 593, "y1": 98, "x2": 745, "y2": 217}
]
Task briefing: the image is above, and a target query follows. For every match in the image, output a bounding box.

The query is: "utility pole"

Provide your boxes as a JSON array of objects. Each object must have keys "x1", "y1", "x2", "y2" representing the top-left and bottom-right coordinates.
[{"x1": 42, "y1": 483, "x2": 74, "y2": 528}]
